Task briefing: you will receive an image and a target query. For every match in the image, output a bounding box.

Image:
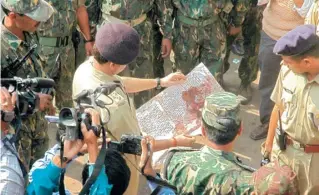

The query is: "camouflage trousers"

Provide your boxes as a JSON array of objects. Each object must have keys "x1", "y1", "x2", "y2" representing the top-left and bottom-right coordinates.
[
  {"x1": 40, "y1": 43, "x2": 76, "y2": 109},
  {"x1": 15, "y1": 112, "x2": 49, "y2": 170},
  {"x1": 223, "y1": 6, "x2": 264, "y2": 87},
  {"x1": 119, "y1": 18, "x2": 163, "y2": 108},
  {"x1": 172, "y1": 18, "x2": 226, "y2": 83}
]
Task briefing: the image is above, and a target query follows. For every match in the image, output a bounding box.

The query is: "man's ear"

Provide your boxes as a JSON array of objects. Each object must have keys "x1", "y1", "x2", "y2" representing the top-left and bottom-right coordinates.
[
  {"x1": 7, "y1": 12, "x2": 17, "y2": 20},
  {"x1": 302, "y1": 58, "x2": 312, "y2": 68}
]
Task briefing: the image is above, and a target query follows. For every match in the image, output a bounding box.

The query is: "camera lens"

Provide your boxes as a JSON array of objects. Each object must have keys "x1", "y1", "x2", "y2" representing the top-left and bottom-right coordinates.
[{"x1": 59, "y1": 108, "x2": 77, "y2": 126}]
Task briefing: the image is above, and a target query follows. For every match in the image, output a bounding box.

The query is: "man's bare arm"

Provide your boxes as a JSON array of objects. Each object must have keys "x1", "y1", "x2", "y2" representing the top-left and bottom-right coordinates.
[
  {"x1": 121, "y1": 72, "x2": 186, "y2": 93},
  {"x1": 264, "y1": 104, "x2": 284, "y2": 154}
]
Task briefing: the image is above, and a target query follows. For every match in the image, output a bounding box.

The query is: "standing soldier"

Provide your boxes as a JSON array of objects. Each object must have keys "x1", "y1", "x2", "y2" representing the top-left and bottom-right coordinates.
[
  {"x1": 37, "y1": 0, "x2": 92, "y2": 109},
  {"x1": 98, "y1": 1, "x2": 166, "y2": 108},
  {"x1": 1, "y1": 0, "x2": 54, "y2": 169},
  {"x1": 223, "y1": 1, "x2": 266, "y2": 104},
  {"x1": 263, "y1": 25, "x2": 319, "y2": 195},
  {"x1": 158, "y1": 0, "x2": 249, "y2": 83}
]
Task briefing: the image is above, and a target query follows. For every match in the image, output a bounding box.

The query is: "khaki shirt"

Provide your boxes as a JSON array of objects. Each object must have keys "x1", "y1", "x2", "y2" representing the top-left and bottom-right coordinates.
[
  {"x1": 271, "y1": 65, "x2": 319, "y2": 145},
  {"x1": 72, "y1": 57, "x2": 141, "y2": 140},
  {"x1": 305, "y1": 0, "x2": 319, "y2": 36}
]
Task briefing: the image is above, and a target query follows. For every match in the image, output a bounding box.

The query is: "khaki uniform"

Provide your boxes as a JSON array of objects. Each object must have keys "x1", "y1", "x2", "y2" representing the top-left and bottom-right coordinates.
[
  {"x1": 73, "y1": 57, "x2": 141, "y2": 195},
  {"x1": 270, "y1": 65, "x2": 319, "y2": 195},
  {"x1": 304, "y1": 0, "x2": 319, "y2": 36}
]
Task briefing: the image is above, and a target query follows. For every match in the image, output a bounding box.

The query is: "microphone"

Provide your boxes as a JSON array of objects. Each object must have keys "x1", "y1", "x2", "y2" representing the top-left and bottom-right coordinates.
[{"x1": 1, "y1": 77, "x2": 55, "y2": 89}]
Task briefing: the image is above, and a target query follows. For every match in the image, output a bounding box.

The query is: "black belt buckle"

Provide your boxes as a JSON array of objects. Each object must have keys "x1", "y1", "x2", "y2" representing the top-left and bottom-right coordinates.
[{"x1": 56, "y1": 36, "x2": 69, "y2": 47}]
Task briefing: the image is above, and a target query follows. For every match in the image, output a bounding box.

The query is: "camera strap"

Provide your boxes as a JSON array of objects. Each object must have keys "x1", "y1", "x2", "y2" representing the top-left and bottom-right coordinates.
[
  {"x1": 140, "y1": 144, "x2": 178, "y2": 194},
  {"x1": 79, "y1": 124, "x2": 107, "y2": 195}
]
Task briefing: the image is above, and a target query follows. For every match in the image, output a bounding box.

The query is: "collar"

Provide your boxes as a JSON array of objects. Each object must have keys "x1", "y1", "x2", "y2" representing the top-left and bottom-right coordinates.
[
  {"x1": 88, "y1": 57, "x2": 119, "y2": 82},
  {"x1": 201, "y1": 145, "x2": 237, "y2": 161},
  {"x1": 313, "y1": 74, "x2": 319, "y2": 84},
  {"x1": 1, "y1": 18, "x2": 24, "y2": 51}
]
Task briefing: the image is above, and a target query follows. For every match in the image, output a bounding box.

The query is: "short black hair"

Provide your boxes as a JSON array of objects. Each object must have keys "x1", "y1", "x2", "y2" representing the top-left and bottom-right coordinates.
[
  {"x1": 82, "y1": 149, "x2": 130, "y2": 195},
  {"x1": 92, "y1": 45, "x2": 109, "y2": 64},
  {"x1": 1, "y1": 5, "x2": 24, "y2": 16},
  {"x1": 290, "y1": 42, "x2": 319, "y2": 61},
  {"x1": 202, "y1": 118, "x2": 240, "y2": 145}
]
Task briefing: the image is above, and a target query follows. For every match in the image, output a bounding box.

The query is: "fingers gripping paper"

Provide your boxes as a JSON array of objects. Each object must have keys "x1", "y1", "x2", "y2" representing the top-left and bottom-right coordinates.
[{"x1": 136, "y1": 63, "x2": 224, "y2": 165}]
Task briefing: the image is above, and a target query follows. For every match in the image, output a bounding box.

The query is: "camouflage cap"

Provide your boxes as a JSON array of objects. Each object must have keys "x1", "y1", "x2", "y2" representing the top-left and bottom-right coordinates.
[
  {"x1": 202, "y1": 92, "x2": 241, "y2": 132},
  {"x1": 252, "y1": 160, "x2": 298, "y2": 195},
  {"x1": 1, "y1": 0, "x2": 54, "y2": 22}
]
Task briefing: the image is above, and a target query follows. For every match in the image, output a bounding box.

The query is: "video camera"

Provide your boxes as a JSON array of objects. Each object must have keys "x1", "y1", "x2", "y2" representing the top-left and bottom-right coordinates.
[
  {"x1": 46, "y1": 82, "x2": 122, "y2": 141},
  {"x1": 108, "y1": 134, "x2": 143, "y2": 155},
  {"x1": 1, "y1": 76, "x2": 55, "y2": 117}
]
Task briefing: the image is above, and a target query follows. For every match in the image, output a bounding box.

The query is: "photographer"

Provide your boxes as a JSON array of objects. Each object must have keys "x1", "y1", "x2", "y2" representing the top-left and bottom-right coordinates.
[
  {"x1": 1, "y1": 0, "x2": 56, "y2": 170},
  {"x1": 0, "y1": 87, "x2": 112, "y2": 195},
  {"x1": 73, "y1": 22, "x2": 186, "y2": 194}
]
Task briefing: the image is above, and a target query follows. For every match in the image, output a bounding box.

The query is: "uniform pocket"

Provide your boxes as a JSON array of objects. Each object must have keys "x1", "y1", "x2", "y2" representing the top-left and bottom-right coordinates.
[{"x1": 281, "y1": 89, "x2": 296, "y2": 123}]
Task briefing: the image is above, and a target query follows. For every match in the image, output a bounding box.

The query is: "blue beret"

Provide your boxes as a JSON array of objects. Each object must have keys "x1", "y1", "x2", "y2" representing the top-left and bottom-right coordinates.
[
  {"x1": 273, "y1": 25, "x2": 319, "y2": 56},
  {"x1": 95, "y1": 23, "x2": 140, "y2": 65}
]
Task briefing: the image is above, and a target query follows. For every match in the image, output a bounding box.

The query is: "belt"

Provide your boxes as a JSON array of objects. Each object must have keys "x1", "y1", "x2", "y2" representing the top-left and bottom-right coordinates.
[
  {"x1": 176, "y1": 12, "x2": 217, "y2": 27},
  {"x1": 101, "y1": 13, "x2": 147, "y2": 27},
  {"x1": 123, "y1": 14, "x2": 147, "y2": 27},
  {"x1": 286, "y1": 136, "x2": 319, "y2": 153},
  {"x1": 38, "y1": 36, "x2": 70, "y2": 47}
]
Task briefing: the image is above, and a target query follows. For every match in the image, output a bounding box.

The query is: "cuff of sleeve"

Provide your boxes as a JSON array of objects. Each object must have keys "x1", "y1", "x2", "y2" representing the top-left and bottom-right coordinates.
[{"x1": 48, "y1": 161, "x2": 64, "y2": 179}]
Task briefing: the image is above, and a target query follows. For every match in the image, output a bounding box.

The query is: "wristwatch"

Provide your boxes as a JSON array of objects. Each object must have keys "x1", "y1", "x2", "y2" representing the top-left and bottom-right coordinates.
[
  {"x1": 90, "y1": 125, "x2": 102, "y2": 137},
  {"x1": 156, "y1": 78, "x2": 162, "y2": 90}
]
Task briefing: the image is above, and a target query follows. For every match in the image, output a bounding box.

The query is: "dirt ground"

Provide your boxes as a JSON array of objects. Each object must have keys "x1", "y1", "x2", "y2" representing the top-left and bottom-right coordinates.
[{"x1": 47, "y1": 52, "x2": 265, "y2": 194}]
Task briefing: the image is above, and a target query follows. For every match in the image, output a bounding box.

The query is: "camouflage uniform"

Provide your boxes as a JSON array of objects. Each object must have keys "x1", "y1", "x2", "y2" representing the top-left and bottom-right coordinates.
[
  {"x1": 1, "y1": 0, "x2": 53, "y2": 169},
  {"x1": 223, "y1": 1, "x2": 265, "y2": 87},
  {"x1": 99, "y1": 0, "x2": 164, "y2": 108},
  {"x1": 162, "y1": 92, "x2": 255, "y2": 194},
  {"x1": 252, "y1": 160, "x2": 299, "y2": 195},
  {"x1": 37, "y1": 0, "x2": 85, "y2": 109},
  {"x1": 158, "y1": 0, "x2": 249, "y2": 83}
]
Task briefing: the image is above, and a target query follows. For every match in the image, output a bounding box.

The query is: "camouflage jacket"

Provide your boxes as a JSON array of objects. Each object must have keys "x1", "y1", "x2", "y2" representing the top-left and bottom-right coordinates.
[
  {"x1": 158, "y1": 0, "x2": 249, "y2": 39},
  {"x1": 100, "y1": 0, "x2": 155, "y2": 20},
  {"x1": 163, "y1": 146, "x2": 254, "y2": 195},
  {"x1": 1, "y1": 24, "x2": 46, "y2": 78}
]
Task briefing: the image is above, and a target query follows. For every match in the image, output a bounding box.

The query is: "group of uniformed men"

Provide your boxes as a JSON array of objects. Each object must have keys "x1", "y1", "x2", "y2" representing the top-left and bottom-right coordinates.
[{"x1": 1, "y1": 0, "x2": 319, "y2": 194}]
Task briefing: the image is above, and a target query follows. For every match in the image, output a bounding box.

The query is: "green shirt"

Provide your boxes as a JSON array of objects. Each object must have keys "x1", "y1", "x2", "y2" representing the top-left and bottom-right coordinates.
[{"x1": 165, "y1": 146, "x2": 254, "y2": 195}]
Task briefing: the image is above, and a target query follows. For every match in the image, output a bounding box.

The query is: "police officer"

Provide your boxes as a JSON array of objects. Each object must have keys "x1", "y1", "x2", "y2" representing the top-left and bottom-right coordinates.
[
  {"x1": 263, "y1": 25, "x2": 319, "y2": 195},
  {"x1": 1, "y1": 0, "x2": 55, "y2": 169},
  {"x1": 98, "y1": 0, "x2": 166, "y2": 108}
]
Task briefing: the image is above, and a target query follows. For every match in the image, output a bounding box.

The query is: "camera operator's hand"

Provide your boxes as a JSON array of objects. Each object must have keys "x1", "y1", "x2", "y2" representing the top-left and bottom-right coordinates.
[
  {"x1": 139, "y1": 136, "x2": 157, "y2": 177},
  {"x1": 37, "y1": 93, "x2": 53, "y2": 112},
  {"x1": 81, "y1": 108, "x2": 101, "y2": 163},
  {"x1": 1, "y1": 87, "x2": 16, "y2": 112},
  {"x1": 160, "y1": 72, "x2": 186, "y2": 88}
]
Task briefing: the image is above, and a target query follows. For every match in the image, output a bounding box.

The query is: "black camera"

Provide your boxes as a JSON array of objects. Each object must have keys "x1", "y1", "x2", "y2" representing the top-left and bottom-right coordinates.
[
  {"x1": 46, "y1": 82, "x2": 122, "y2": 141},
  {"x1": 108, "y1": 134, "x2": 143, "y2": 155},
  {"x1": 1, "y1": 76, "x2": 55, "y2": 117},
  {"x1": 59, "y1": 107, "x2": 92, "y2": 140}
]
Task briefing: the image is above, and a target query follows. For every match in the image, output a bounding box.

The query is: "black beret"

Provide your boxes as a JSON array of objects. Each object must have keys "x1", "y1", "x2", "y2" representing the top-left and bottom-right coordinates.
[
  {"x1": 273, "y1": 25, "x2": 319, "y2": 56},
  {"x1": 95, "y1": 23, "x2": 140, "y2": 65}
]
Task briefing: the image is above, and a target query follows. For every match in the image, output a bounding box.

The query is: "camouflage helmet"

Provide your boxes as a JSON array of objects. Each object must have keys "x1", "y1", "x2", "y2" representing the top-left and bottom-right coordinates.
[
  {"x1": 1, "y1": 0, "x2": 54, "y2": 22},
  {"x1": 202, "y1": 92, "x2": 241, "y2": 132},
  {"x1": 252, "y1": 160, "x2": 298, "y2": 195}
]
